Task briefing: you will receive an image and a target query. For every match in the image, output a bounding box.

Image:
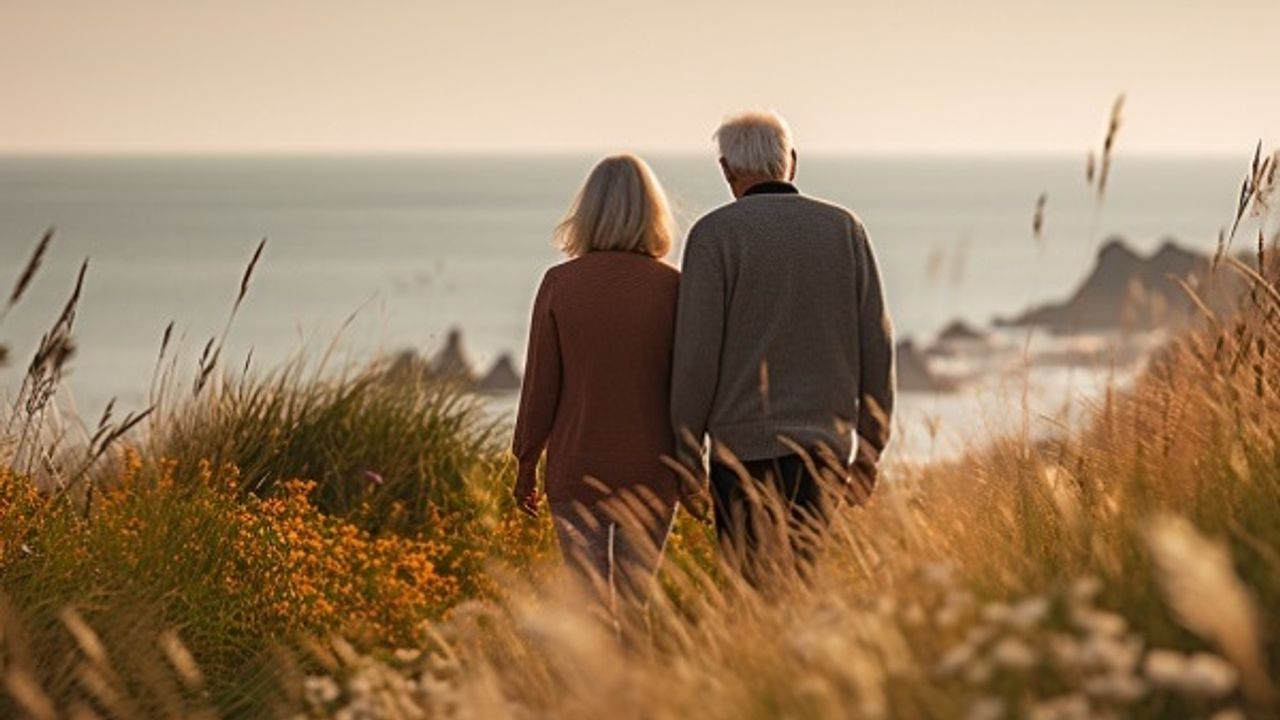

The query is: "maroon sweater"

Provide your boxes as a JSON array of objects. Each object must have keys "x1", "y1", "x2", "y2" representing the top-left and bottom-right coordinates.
[{"x1": 512, "y1": 251, "x2": 680, "y2": 508}]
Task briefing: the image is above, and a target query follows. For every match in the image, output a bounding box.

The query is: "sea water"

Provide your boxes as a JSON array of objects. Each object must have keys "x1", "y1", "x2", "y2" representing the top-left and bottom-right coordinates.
[{"x1": 0, "y1": 154, "x2": 1248, "y2": 459}]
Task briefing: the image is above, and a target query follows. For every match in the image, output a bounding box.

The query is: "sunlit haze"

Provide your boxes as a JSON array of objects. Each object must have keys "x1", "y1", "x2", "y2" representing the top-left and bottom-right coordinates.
[{"x1": 3, "y1": 0, "x2": 1277, "y2": 155}]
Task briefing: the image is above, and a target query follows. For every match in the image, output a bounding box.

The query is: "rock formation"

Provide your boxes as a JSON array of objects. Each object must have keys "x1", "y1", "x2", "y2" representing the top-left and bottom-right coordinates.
[
  {"x1": 995, "y1": 238, "x2": 1241, "y2": 333},
  {"x1": 896, "y1": 338, "x2": 959, "y2": 393},
  {"x1": 476, "y1": 353, "x2": 522, "y2": 394},
  {"x1": 386, "y1": 329, "x2": 524, "y2": 395},
  {"x1": 428, "y1": 328, "x2": 476, "y2": 384}
]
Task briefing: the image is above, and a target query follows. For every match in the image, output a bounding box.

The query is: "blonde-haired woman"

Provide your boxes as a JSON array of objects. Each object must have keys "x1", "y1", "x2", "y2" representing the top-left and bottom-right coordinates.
[{"x1": 512, "y1": 154, "x2": 680, "y2": 608}]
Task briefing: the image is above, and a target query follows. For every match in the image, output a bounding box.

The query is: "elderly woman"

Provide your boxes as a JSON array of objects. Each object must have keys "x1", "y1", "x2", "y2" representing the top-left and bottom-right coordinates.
[{"x1": 512, "y1": 154, "x2": 680, "y2": 607}]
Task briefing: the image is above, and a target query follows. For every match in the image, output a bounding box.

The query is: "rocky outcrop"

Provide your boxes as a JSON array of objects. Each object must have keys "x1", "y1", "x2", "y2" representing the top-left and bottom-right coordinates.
[
  {"x1": 428, "y1": 328, "x2": 476, "y2": 384},
  {"x1": 897, "y1": 339, "x2": 959, "y2": 393},
  {"x1": 938, "y1": 319, "x2": 988, "y2": 343},
  {"x1": 995, "y1": 238, "x2": 1239, "y2": 333},
  {"x1": 928, "y1": 319, "x2": 991, "y2": 358},
  {"x1": 476, "y1": 353, "x2": 522, "y2": 394},
  {"x1": 386, "y1": 329, "x2": 523, "y2": 395}
]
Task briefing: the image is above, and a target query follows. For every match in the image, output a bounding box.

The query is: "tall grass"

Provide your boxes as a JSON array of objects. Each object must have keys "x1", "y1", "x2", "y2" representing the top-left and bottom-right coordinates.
[{"x1": 1, "y1": 137, "x2": 1278, "y2": 718}]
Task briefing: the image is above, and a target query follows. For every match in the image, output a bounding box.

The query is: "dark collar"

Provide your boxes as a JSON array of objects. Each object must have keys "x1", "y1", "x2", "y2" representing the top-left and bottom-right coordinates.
[{"x1": 742, "y1": 180, "x2": 800, "y2": 197}]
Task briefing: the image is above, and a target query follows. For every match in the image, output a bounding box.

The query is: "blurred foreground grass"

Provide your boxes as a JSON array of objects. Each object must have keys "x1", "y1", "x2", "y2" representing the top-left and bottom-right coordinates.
[{"x1": 1, "y1": 154, "x2": 1278, "y2": 718}]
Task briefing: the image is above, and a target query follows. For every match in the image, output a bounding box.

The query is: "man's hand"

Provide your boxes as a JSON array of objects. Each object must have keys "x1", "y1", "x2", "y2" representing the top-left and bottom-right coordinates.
[
  {"x1": 845, "y1": 453, "x2": 878, "y2": 506},
  {"x1": 512, "y1": 468, "x2": 540, "y2": 518}
]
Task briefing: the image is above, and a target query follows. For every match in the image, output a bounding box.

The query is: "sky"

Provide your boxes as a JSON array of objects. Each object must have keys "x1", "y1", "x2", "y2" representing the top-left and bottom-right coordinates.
[{"x1": 2, "y1": 0, "x2": 1278, "y2": 155}]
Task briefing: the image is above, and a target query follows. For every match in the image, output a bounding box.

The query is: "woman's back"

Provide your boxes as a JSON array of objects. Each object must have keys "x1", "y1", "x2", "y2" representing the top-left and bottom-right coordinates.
[
  {"x1": 514, "y1": 251, "x2": 680, "y2": 506},
  {"x1": 547, "y1": 251, "x2": 678, "y2": 462},
  {"x1": 510, "y1": 153, "x2": 681, "y2": 612}
]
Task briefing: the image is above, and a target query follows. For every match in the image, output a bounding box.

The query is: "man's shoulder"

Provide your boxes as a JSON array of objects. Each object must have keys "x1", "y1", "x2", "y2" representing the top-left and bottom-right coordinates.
[
  {"x1": 693, "y1": 194, "x2": 864, "y2": 231},
  {"x1": 796, "y1": 194, "x2": 866, "y2": 230},
  {"x1": 687, "y1": 201, "x2": 741, "y2": 239}
]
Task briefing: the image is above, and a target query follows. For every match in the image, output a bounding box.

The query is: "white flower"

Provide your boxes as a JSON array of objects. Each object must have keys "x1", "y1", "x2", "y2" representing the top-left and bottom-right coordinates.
[
  {"x1": 1080, "y1": 635, "x2": 1143, "y2": 675},
  {"x1": 966, "y1": 625, "x2": 997, "y2": 649},
  {"x1": 1084, "y1": 672, "x2": 1147, "y2": 703},
  {"x1": 991, "y1": 637, "x2": 1036, "y2": 671},
  {"x1": 966, "y1": 696, "x2": 1005, "y2": 720},
  {"x1": 1144, "y1": 649, "x2": 1187, "y2": 686},
  {"x1": 964, "y1": 659, "x2": 993, "y2": 686},
  {"x1": 393, "y1": 648, "x2": 422, "y2": 664},
  {"x1": 1072, "y1": 608, "x2": 1127, "y2": 638},
  {"x1": 981, "y1": 602, "x2": 1011, "y2": 625},
  {"x1": 303, "y1": 675, "x2": 341, "y2": 706},
  {"x1": 1028, "y1": 694, "x2": 1091, "y2": 720},
  {"x1": 902, "y1": 603, "x2": 927, "y2": 627},
  {"x1": 1007, "y1": 596, "x2": 1050, "y2": 631},
  {"x1": 921, "y1": 562, "x2": 955, "y2": 587},
  {"x1": 1179, "y1": 653, "x2": 1239, "y2": 698},
  {"x1": 1144, "y1": 649, "x2": 1239, "y2": 698},
  {"x1": 1070, "y1": 577, "x2": 1102, "y2": 604},
  {"x1": 936, "y1": 605, "x2": 964, "y2": 629},
  {"x1": 937, "y1": 643, "x2": 975, "y2": 676},
  {"x1": 1048, "y1": 633, "x2": 1082, "y2": 670}
]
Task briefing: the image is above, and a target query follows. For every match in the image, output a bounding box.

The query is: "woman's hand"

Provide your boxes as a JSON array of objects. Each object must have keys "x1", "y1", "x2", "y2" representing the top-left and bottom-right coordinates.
[{"x1": 513, "y1": 467, "x2": 541, "y2": 518}]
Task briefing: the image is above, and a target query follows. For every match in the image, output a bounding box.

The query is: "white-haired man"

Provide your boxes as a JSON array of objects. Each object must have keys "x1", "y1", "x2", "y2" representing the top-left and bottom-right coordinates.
[{"x1": 670, "y1": 110, "x2": 896, "y2": 584}]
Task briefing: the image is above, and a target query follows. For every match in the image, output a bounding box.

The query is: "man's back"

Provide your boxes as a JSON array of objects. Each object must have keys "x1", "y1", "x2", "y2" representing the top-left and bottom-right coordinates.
[{"x1": 670, "y1": 184, "x2": 895, "y2": 466}]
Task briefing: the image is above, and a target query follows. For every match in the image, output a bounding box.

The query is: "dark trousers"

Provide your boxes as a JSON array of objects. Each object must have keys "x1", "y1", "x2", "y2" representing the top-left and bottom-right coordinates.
[{"x1": 710, "y1": 454, "x2": 834, "y2": 586}]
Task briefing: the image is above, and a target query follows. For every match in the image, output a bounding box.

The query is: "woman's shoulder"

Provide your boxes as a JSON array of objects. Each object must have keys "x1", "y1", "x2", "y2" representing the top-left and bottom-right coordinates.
[{"x1": 558, "y1": 252, "x2": 678, "y2": 277}]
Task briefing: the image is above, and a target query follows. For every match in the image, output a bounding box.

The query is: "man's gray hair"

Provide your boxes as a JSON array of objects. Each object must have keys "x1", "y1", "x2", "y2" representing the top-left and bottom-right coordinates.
[{"x1": 714, "y1": 110, "x2": 794, "y2": 179}]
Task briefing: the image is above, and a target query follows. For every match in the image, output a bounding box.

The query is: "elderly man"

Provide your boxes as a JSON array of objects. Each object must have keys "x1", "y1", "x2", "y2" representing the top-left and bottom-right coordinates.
[{"x1": 671, "y1": 110, "x2": 895, "y2": 583}]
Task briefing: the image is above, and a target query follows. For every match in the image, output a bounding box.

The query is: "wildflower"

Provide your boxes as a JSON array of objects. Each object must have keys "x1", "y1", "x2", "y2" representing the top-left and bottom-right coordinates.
[
  {"x1": 902, "y1": 602, "x2": 927, "y2": 627},
  {"x1": 303, "y1": 675, "x2": 341, "y2": 706},
  {"x1": 991, "y1": 637, "x2": 1036, "y2": 671},
  {"x1": 1179, "y1": 653, "x2": 1240, "y2": 698},
  {"x1": 1048, "y1": 633, "x2": 1082, "y2": 670},
  {"x1": 393, "y1": 648, "x2": 422, "y2": 664},
  {"x1": 964, "y1": 659, "x2": 993, "y2": 686},
  {"x1": 921, "y1": 562, "x2": 955, "y2": 587},
  {"x1": 935, "y1": 604, "x2": 964, "y2": 629},
  {"x1": 1145, "y1": 649, "x2": 1239, "y2": 698},
  {"x1": 1070, "y1": 577, "x2": 1102, "y2": 604},
  {"x1": 1028, "y1": 694, "x2": 1091, "y2": 720},
  {"x1": 1083, "y1": 672, "x2": 1147, "y2": 703},
  {"x1": 966, "y1": 624, "x2": 997, "y2": 649},
  {"x1": 937, "y1": 643, "x2": 975, "y2": 676},
  {"x1": 1079, "y1": 635, "x2": 1142, "y2": 675},
  {"x1": 966, "y1": 696, "x2": 1005, "y2": 720},
  {"x1": 1007, "y1": 596, "x2": 1050, "y2": 631},
  {"x1": 980, "y1": 602, "x2": 1011, "y2": 625},
  {"x1": 1144, "y1": 649, "x2": 1186, "y2": 686},
  {"x1": 1071, "y1": 607, "x2": 1127, "y2": 638}
]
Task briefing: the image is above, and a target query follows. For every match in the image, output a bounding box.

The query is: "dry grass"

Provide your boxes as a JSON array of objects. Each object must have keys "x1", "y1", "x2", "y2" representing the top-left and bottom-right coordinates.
[{"x1": 1, "y1": 137, "x2": 1278, "y2": 718}]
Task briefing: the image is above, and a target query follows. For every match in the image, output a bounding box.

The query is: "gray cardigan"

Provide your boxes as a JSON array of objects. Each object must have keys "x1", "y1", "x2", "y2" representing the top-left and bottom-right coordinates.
[{"x1": 670, "y1": 188, "x2": 895, "y2": 467}]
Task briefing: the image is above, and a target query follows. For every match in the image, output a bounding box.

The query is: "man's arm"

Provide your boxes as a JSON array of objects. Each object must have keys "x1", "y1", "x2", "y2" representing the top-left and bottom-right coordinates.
[
  {"x1": 670, "y1": 227, "x2": 726, "y2": 469},
  {"x1": 853, "y1": 221, "x2": 895, "y2": 461}
]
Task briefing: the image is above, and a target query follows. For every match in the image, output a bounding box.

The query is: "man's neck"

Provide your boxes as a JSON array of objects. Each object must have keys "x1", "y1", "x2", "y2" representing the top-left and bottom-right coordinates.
[{"x1": 740, "y1": 179, "x2": 799, "y2": 198}]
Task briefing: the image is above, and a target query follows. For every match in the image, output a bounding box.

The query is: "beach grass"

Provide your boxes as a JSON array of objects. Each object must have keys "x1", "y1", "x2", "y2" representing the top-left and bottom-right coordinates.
[{"x1": 1, "y1": 148, "x2": 1279, "y2": 718}]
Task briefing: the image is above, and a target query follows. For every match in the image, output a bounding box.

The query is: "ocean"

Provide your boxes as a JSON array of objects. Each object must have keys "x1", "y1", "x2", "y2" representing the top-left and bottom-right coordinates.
[{"x1": 0, "y1": 154, "x2": 1248, "y2": 459}]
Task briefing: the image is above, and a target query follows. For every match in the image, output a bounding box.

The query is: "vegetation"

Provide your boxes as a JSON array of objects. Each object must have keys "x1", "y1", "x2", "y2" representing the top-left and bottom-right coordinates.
[{"x1": 0, "y1": 139, "x2": 1277, "y2": 718}]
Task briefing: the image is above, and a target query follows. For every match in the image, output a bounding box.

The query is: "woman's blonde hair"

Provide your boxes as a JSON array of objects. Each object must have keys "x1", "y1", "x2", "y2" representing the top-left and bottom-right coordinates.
[{"x1": 554, "y1": 154, "x2": 674, "y2": 259}]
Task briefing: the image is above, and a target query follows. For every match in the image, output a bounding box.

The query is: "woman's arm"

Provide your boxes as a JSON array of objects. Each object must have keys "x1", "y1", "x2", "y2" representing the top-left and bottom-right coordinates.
[{"x1": 511, "y1": 271, "x2": 562, "y2": 511}]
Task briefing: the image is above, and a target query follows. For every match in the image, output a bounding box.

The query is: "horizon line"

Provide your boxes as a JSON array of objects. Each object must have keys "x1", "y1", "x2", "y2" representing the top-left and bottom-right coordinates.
[{"x1": 0, "y1": 147, "x2": 1253, "y2": 161}]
